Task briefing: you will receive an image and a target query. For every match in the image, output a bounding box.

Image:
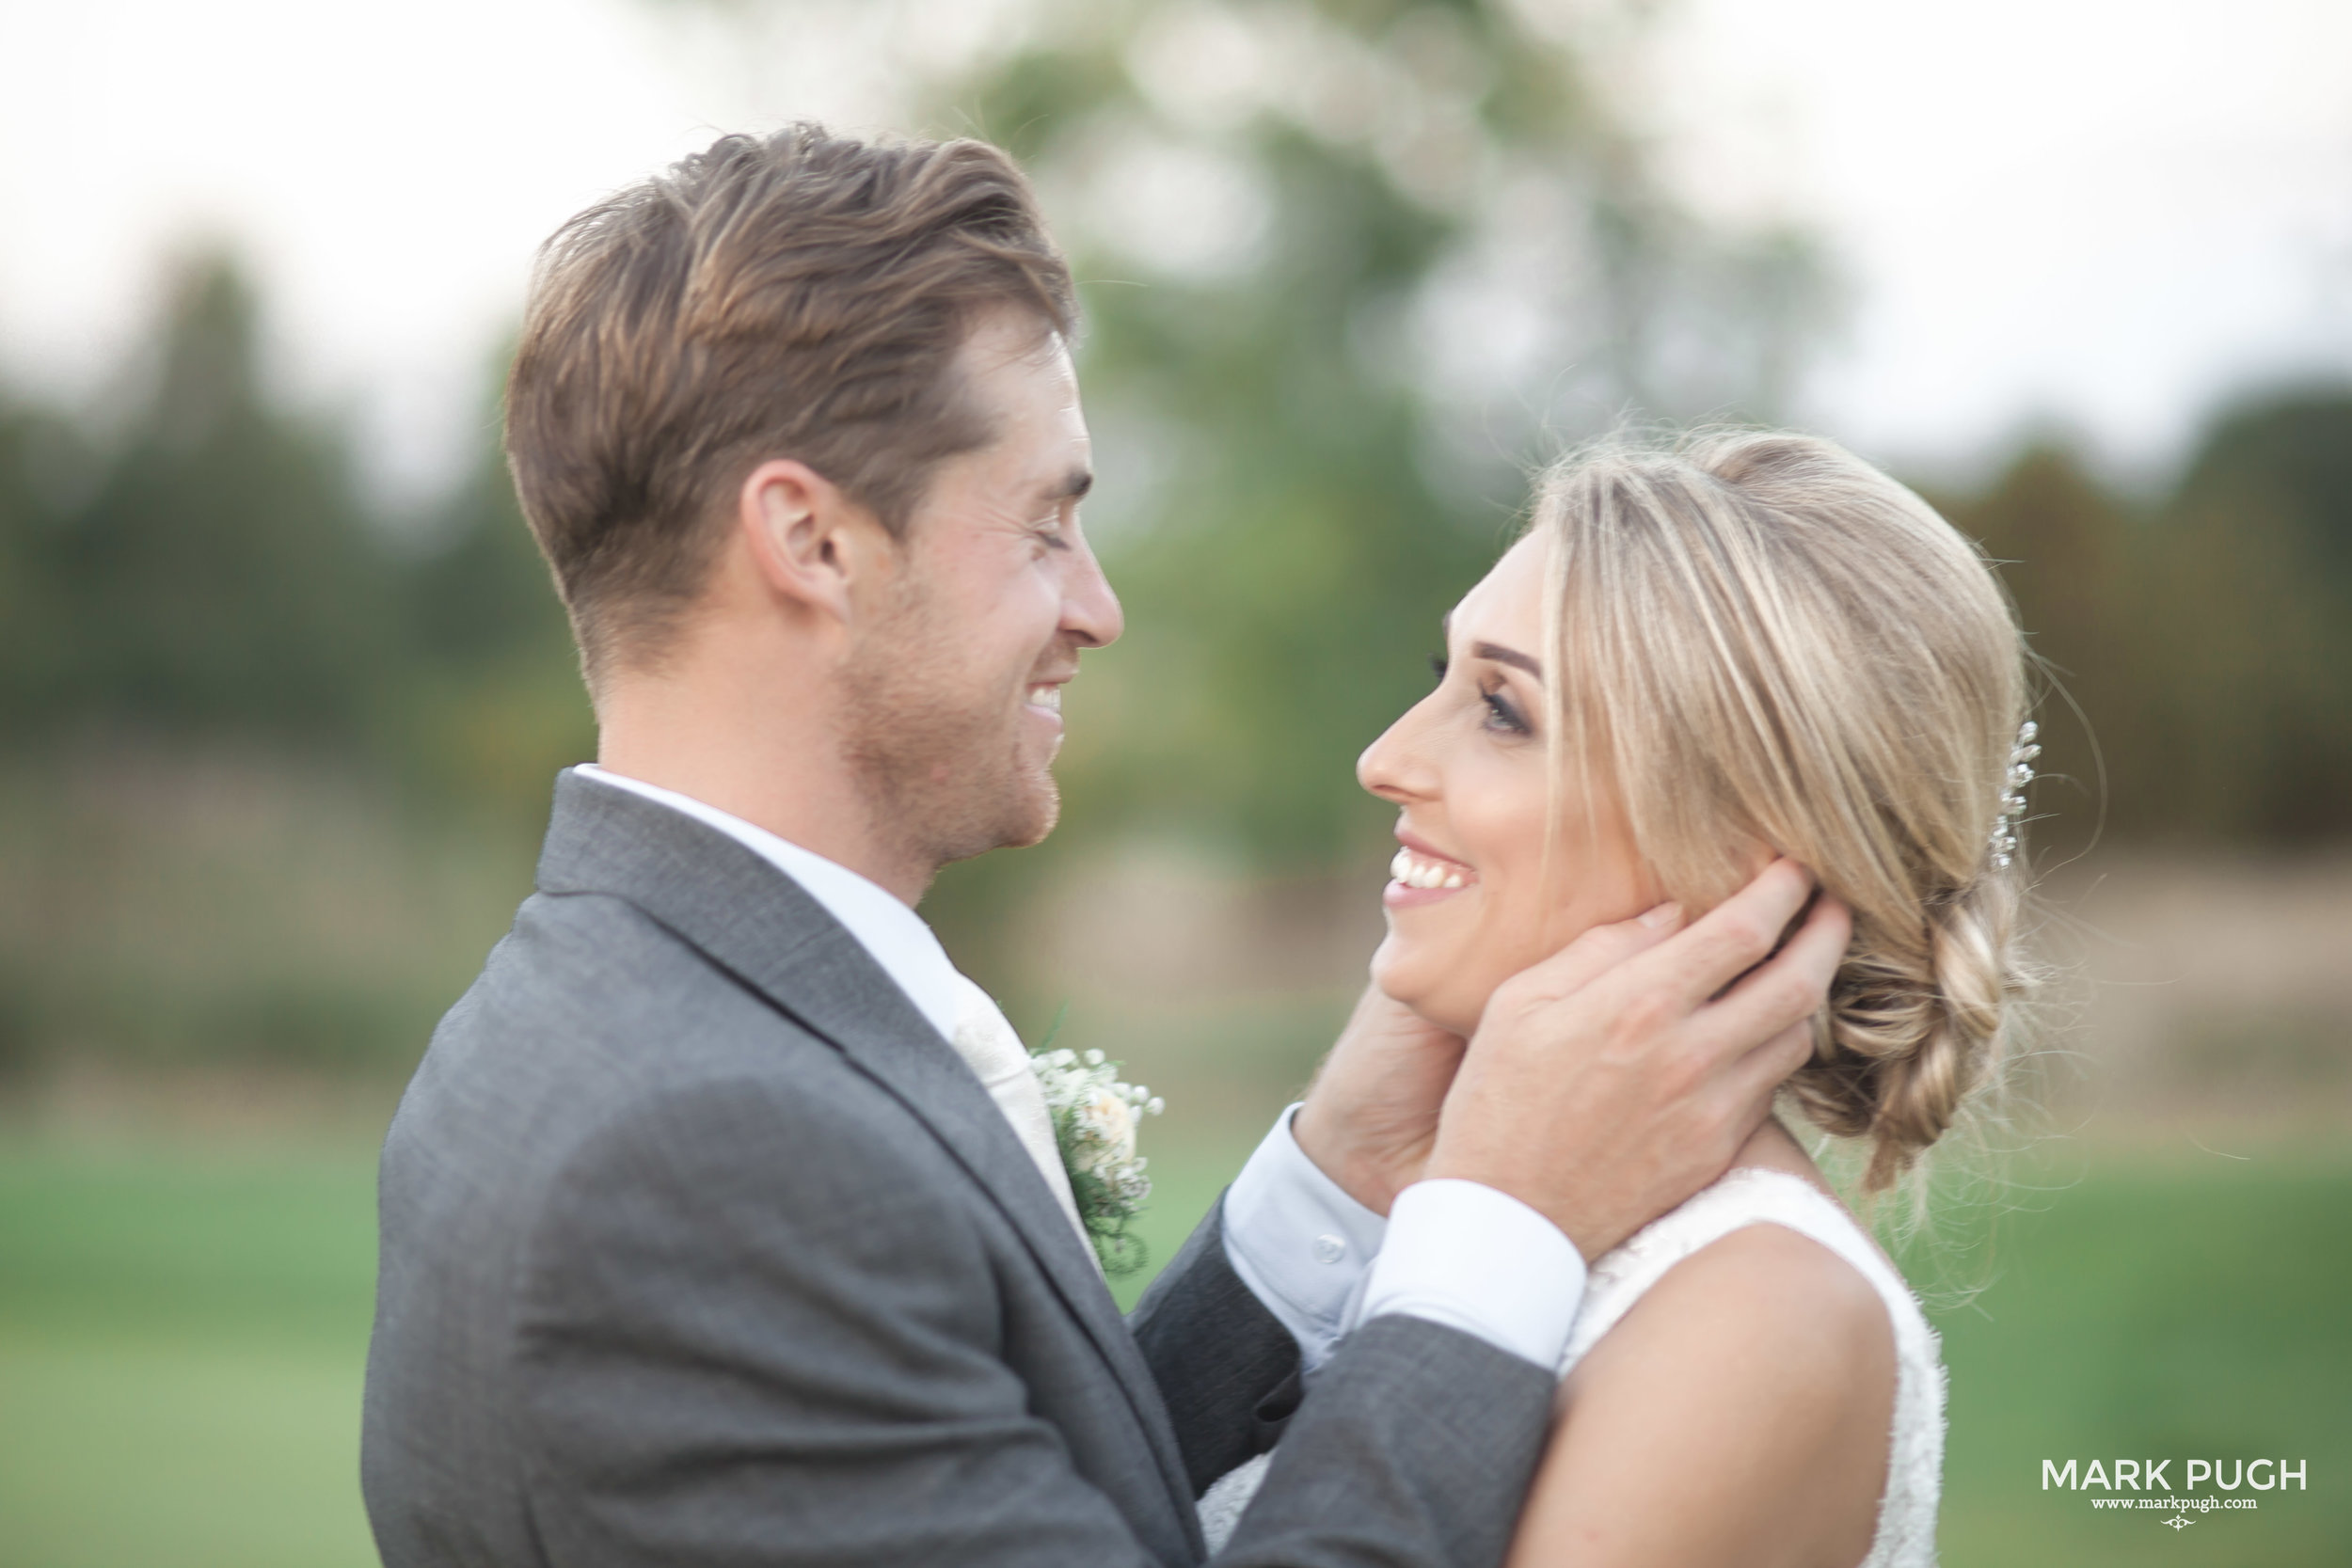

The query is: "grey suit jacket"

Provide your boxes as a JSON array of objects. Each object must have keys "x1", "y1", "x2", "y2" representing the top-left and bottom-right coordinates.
[{"x1": 362, "y1": 770, "x2": 1556, "y2": 1566}]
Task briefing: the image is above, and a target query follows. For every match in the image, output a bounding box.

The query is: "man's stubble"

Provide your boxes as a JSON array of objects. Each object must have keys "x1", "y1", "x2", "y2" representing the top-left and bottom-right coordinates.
[{"x1": 835, "y1": 566, "x2": 1060, "y2": 881}]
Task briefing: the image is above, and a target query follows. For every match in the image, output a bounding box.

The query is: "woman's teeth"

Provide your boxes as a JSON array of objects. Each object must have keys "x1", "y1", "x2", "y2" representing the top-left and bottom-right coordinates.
[
  {"x1": 1026, "y1": 686, "x2": 1062, "y2": 712},
  {"x1": 1390, "y1": 847, "x2": 1472, "y2": 891}
]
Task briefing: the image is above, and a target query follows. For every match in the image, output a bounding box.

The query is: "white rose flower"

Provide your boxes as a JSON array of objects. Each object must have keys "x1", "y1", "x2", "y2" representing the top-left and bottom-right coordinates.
[{"x1": 1073, "y1": 1085, "x2": 1137, "y2": 1171}]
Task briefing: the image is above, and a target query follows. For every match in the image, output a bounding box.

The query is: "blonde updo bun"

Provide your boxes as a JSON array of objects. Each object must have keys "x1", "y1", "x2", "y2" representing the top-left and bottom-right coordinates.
[{"x1": 1531, "y1": 430, "x2": 2033, "y2": 1191}]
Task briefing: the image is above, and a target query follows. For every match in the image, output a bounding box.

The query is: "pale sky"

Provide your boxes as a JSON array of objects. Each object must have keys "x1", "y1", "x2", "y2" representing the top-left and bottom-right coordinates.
[
  {"x1": 1, "y1": 0, "x2": 2346, "y2": 499},
  {"x1": 1653, "y1": 0, "x2": 2352, "y2": 483}
]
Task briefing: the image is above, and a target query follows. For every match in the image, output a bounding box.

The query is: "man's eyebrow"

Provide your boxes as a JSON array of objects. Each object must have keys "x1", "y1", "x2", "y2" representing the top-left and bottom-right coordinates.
[
  {"x1": 1471, "y1": 640, "x2": 1542, "y2": 678},
  {"x1": 1041, "y1": 467, "x2": 1093, "y2": 503}
]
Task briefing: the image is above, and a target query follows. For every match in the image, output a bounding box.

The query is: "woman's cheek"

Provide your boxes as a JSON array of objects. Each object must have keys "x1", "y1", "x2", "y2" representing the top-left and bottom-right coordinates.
[{"x1": 1467, "y1": 879, "x2": 1545, "y2": 999}]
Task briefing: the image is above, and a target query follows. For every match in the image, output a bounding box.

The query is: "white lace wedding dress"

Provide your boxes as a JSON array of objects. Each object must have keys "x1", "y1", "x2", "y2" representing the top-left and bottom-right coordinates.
[{"x1": 1198, "y1": 1167, "x2": 1945, "y2": 1565}]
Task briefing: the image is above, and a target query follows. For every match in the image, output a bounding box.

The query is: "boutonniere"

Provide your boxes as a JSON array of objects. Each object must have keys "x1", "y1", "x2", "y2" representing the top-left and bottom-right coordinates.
[{"x1": 1029, "y1": 1047, "x2": 1165, "y2": 1277}]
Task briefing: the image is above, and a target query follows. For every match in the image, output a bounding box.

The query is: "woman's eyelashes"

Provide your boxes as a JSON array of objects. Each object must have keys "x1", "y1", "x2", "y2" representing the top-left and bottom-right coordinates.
[
  {"x1": 1434, "y1": 652, "x2": 1530, "y2": 736},
  {"x1": 1480, "y1": 683, "x2": 1531, "y2": 736}
]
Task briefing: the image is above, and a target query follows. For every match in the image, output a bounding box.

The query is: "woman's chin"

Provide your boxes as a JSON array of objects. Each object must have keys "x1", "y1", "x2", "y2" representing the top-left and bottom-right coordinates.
[
  {"x1": 1367, "y1": 934, "x2": 1411, "y2": 1002},
  {"x1": 1369, "y1": 946, "x2": 1481, "y2": 1039}
]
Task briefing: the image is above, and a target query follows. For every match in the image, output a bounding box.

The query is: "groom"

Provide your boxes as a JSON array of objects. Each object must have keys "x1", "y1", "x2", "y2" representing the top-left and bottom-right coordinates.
[{"x1": 362, "y1": 125, "x2": 1847, "y2": 1567}]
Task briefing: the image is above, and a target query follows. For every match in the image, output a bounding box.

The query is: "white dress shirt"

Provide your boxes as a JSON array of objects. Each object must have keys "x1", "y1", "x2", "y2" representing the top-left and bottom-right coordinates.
[
  {"x1": 1220, "y1": 1109, "x2": 1586, "y2": 1371},
  {"x1": 576, "y1": 765, "x2": 1585, "y2": 1372}
]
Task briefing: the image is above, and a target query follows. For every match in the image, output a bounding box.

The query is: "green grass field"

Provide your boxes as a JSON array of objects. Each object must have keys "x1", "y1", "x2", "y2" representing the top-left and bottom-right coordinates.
[
  {"x1": 1, "y1": 1132, "x2": 2344, "y2": 1567},
  {"x1": 1925, "y1": 1145, "x2": 2352, "y2": 1565}
]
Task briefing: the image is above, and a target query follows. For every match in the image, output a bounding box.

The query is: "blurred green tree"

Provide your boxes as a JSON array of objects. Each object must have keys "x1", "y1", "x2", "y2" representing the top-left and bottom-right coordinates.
[
  {"x1": 2152, "y1": 388, "x2": 2352, "y2": 842},
  {"x1": 1947, "y1": 388, "x2": 2352, "y2": 856},
  {"x1": 0, "y1": 399, "x2": 93, "y2": 725},
  {"x1": 0, "y1": 256, "x2": 586, "y2": 1078},
  {"x1": 22, "y1": 254, "x2": 402, "y2": 745},
  {"x1": 0, "y1": 257, "x2": 590, "y2": 815},
  {"x1": 1944, "y1": 443, "x2": 2144, "y2": 857}
]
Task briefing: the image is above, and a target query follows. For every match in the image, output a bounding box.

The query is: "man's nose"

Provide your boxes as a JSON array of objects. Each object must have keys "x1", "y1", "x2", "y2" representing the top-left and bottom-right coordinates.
[{"x1": 1063, "y1": 536, "x2": 1123, "y2": 649}]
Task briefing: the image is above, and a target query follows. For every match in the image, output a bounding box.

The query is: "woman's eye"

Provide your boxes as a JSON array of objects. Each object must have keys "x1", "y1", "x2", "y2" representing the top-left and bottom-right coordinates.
[
  {"x1": 1482, "y1": 689, "x2": 1530, "y2": 735},
  {"x1": 1428, "y1": 653, "x2": 1450, "y2": 684}
]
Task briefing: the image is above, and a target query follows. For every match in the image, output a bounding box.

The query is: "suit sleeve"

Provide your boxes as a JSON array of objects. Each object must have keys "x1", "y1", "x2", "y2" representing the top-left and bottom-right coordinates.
[
  {"x1": 1128, "y1": 1195, "x2": 1306, "y2": 1495},
  {"x1": 1132, "y1": 1200, "x2": 1563, "y2": 1567},
  {"x1": 513, "y1": 1077, "x2": 1557, "y2": 1568}
]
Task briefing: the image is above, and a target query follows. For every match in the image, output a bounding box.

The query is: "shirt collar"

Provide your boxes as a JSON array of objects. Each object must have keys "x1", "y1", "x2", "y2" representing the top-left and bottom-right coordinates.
[{"x1": 572, "y1": 765, "x2": 963, "y2": 1043}]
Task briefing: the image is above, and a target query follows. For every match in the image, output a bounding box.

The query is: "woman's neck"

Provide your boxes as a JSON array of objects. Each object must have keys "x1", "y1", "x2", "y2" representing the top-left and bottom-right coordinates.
[{"x1": 1732, "y1": 1114, "x2": 1833, "y2": 1194}]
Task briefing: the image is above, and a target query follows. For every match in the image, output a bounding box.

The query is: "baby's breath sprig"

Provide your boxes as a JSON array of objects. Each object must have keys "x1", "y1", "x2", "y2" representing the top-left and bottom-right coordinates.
[{"x1": 1029, "y1": 1046, "x2": 1165, "y2": 1277}]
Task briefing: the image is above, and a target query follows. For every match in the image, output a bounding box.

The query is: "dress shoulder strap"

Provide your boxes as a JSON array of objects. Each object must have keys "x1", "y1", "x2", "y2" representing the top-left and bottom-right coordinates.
[{"x1": 1558, "y1": 1166, "x2": 1918, "y2": 1376}]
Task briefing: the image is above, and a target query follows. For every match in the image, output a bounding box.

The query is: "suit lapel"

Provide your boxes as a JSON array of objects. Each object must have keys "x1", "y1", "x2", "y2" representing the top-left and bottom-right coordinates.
[{"x1": 535, "y1": 771, "x2": 1196, "y2": 1513}]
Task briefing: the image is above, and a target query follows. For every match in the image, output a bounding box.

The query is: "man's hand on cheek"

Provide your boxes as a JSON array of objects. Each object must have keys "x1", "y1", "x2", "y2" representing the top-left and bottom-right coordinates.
[
  {"x1": 1294, "y1": 987, "x2": 1470, "y2": 1216},
  {"x1": 1424, "y1": 860, "x2": 1851, "y2": 1260}
]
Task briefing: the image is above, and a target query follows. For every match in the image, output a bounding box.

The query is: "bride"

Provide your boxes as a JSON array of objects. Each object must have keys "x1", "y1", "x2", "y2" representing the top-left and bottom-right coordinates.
[{"x1": 1203, "y1": 429, "x2": 2032, "y2": 1566}]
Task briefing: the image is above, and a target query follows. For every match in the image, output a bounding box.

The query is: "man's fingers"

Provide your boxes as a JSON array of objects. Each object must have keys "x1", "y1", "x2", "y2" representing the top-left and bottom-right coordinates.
[
  {"x1": 1721, "y1": 1016, "x2": 1818, "y2": 1109},
  {"x1": 1503, "y1": 897, "x2": 1687, "y2": 1004},
  {"x1": 1708, "y1": 892, "x2": 1853, "y2": 1049},
  {"x1": 1653, "y1": 858, "x2": 1819, "y2": 1005}
]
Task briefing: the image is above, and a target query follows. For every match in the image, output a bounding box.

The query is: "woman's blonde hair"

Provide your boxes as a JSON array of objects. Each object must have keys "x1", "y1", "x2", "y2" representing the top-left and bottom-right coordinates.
[{"x1": 1531, "y1": 429, "x2": 2033, "y2": 1192}]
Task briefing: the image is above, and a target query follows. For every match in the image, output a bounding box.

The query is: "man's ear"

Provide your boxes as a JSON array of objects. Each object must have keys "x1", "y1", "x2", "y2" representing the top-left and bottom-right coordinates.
[{"x1": 736, "y1": 458, "x2": 897, "y2": 626}]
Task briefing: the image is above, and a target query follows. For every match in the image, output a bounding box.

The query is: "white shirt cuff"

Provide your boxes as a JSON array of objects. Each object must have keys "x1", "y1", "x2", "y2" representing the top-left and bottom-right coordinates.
[
  {"x1": 1219, "y1": 1104, "x2": 1386, "y2": 1371},
  {"x1": 1353, "y1": 1179, "x2": 1586, "y2": 1372}
]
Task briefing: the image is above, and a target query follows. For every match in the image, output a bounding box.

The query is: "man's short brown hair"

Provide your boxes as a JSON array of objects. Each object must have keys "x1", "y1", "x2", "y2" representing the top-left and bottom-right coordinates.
[{"x1": 505, "y1": 124, "x2": 1076, "y2": 682}]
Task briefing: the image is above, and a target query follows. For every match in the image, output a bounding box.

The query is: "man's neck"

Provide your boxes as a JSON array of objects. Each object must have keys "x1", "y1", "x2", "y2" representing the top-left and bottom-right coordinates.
[{"x1": 595, "y1": 684, "x2": 930, "y2": 907}]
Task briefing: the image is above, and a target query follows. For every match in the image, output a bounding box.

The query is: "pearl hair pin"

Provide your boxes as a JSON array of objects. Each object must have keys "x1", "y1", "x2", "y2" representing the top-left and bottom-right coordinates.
[{"x1": 1990, "y1": 720, "x2": 2039, "y2": 869}]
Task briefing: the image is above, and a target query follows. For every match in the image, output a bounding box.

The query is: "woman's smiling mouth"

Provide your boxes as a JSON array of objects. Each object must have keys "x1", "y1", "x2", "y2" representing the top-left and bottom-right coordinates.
[
  {"x1": 1389, "y1": 847, "x2": 1469, "y2": 889},
  {"x1": 1385, "y1": 838, "x2": 1480, "y2": 907}
]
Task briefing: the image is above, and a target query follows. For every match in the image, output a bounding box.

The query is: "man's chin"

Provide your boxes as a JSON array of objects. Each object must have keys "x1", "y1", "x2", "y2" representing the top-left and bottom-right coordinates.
[
  {"x1": 1004, "y1": 774, "x2": 1062, "y2": 849},
  {"x1": 931, "y1": 775, "x2": 1060, "y2": 865}
]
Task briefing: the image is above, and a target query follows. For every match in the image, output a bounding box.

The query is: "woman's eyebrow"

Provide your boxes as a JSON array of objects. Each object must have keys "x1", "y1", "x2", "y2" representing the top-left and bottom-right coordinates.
[{"x1": 1471, "y1": 640, "x2": 1542, "y2": 678}]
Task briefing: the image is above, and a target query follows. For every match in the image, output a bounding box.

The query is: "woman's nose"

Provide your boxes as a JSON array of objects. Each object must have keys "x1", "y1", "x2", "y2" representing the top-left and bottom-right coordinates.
[{"x1": 1358, "y1": 695, "x2": 1439, "y2": 805}]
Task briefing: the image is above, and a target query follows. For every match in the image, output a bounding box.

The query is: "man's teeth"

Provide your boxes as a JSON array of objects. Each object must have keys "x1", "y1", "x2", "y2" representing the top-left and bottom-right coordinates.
[
  {"x1": 1026, "y1": 686, "x2": 1062, "y2": 713},
  {"x1": 1389, "y1": 847, "x2": 1471, "y2": 891}
]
